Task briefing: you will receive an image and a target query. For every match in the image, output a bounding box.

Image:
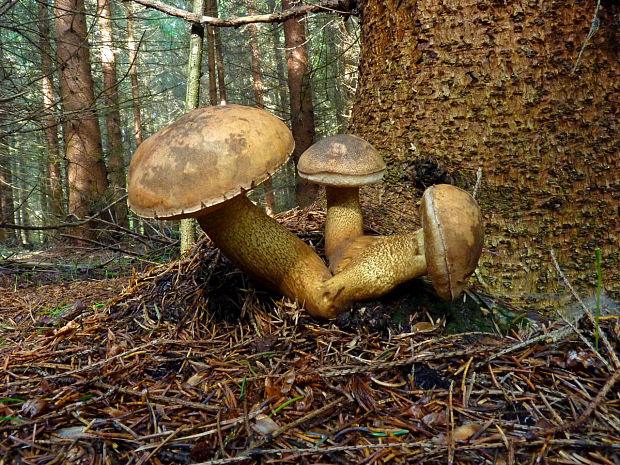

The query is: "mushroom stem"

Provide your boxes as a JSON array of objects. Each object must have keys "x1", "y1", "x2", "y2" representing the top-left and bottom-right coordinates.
[
  {"x1": 320, "y1": 229, "x2": 427, "y2": 309},
  {"x1": 196, "y1": 195, "x2": 338, "y2": 319},
  {"x1": 324, "y1": 186, "x2": 364, "y2": 266}
]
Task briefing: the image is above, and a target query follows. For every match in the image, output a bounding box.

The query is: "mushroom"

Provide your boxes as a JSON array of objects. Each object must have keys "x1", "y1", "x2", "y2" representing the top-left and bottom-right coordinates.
[
  {"x1": 320, "y1": 184, "x2": 483, "y2": 307},
  {"x1": 127, "y1": 104, "x2": 339, "y2": 319},
  {"x1": 296, "y1": 134, "x2": 386, "y2": 267}
]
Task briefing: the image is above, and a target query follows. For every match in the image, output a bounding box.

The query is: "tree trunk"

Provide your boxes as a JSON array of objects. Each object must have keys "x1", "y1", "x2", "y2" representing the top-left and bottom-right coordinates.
[
  {"x1": 54, "y1": 0, "x2": 108, "y2": 242},
  {"x1": 97, "y1": 0, "x2": 128, "y2": 227},
  {"x1": 247, "y1": 0, "x2": 275, "y2": 216},
  {"x1": 0, "y1": 150, "x2": 15, "y2": 244},
  {"x1": 180, "y1": 0, "x2": 206, "y2": 253},
  {"x1": 124, "y1": 1, "x2": 144, "y2": 147},
  {"x1": 212, "y1": 0, "x2": 228, "y2": 104},
  {"x1": 38, "y1": 1, "x2": 65, "y2": 224},
  {"x1": 336, "y1": 17, "x2": 357, "y2": 132},
  {"x1": 205, "y1": 0, "x2": 218, "y2": 105},
  {"x1": 281, "y1": 0, "x2": 318, "y2": 206},
  {"x1": 350, "y1": 0, "x2": 620, "y2": 303},
  {"x1": 267, "y1": 0, "x2": 289, "y2": 117}
]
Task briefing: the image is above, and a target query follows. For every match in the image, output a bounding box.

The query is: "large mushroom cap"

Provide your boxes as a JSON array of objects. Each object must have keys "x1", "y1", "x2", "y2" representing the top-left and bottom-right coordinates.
[
  {"x1": 127, "y1": 104, "x2": 294, "y2": 220},
  {"x1": 297, "y1": 134, "x2": 386, "y2": 187},
  {"x1": 420, "y1": 184, "x2": 483, "y2": 300}
]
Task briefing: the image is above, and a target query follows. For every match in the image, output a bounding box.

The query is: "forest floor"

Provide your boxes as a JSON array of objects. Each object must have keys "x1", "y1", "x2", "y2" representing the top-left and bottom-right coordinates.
[{"x1": 1, "y1": 207, "x2": 619, "y2": 464}]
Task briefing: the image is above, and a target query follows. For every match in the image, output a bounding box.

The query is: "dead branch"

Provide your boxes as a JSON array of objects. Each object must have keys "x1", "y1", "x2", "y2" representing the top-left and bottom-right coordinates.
[
  {"x1": 129, "y1": 0, "x2": 355, "y2": 26},
  {"x1": 0, "y1": 195, "x2": 128, "y2": 231}
]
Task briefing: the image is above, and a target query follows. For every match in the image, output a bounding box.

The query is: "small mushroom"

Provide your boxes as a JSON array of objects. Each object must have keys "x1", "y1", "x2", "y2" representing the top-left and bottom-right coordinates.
[
  {"x1": 321, "y1": 184, "x2": 483, "y2": 307},
  {"x1": 127, "y1": 105, "x2": 339, "y2": 318},
  {"x1": 297, "y1": 135, "x2": 386, "y2": 267}
]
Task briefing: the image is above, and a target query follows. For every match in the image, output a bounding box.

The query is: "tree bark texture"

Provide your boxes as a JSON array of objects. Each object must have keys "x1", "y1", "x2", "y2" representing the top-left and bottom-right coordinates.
[
  {"x1": 38, "y1": 1, "x2": 65, "y2": 222},
  {"x1": 350, "y1": 0, "x2": 620, "y2": 302},
  {"x1": 54, "y1": 0, "x2": 108, "y2": 241},
  {"x1": 124, "y1": 1, "x2": 144, "y2": 147},
  {"x1": 282, "y1": 0, "x2": 318, "y2": 206},
  {"x1": 180, "y1": 0, "x2": 206, "y2": 253},
  {"x1": 97, "y1": 0, "x2": 128, "y2": 227}
]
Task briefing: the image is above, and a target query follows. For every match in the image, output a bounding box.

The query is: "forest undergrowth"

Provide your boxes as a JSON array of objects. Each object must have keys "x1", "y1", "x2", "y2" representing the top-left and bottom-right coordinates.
[{"x1": 1, "y1": 207, "x2": 619, "y2": 464}]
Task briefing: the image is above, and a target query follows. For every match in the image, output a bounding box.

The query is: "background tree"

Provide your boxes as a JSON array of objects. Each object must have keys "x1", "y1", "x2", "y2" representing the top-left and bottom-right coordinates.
[
  {"x1": 97, "y1": 0, "x2": 128, "y2": 228},
  {"x1": 54, "y1": 0, "x2": 108, "y2": 241},
  {"x1": 247, "y1": 0, "x2": 275, "y2": 215},
  {"x1": 349, "y1": 0, "x2": 620, "y2": 301},
  {"x1": 180, "y1": 0, "x2": 206, "y2": 253},
  {"x1": 38, "y1": 1, "x2": 64, "y2": 224},
  {"x1": 282, "y1": 0, "x2": 318, "y2": 206},
  {"x1": 123, "y1": 1, "x2": 144, "y2": 148}
]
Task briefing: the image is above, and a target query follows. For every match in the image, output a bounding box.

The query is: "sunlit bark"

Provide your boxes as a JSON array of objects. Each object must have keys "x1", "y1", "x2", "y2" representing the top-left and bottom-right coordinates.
[
  {"x1": 97, "y1": 0, "x2": 128, "y2": 227},
  {"x1": 54, "y1": 0, "x2": 108, "y2": 241}
]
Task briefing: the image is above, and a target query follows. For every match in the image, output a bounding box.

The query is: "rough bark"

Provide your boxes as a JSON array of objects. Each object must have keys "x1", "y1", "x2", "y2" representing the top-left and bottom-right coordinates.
[
  {"x1": 54, "y1": 0, "x2": 108, "y2": 241},
  {"x1": 350, "y1": 0, "x2": 620, "y2": 302},
  {"x1": 180, "y1": 0, "x2": 206, "y2": 253},
  {"x1": 282, "y1": 0, "x2": 318, "y2": 206},
  {"x1": 97, "y1": 0, "x2": 128, "y2": 227},
  {"x1": 38, "y1": 1, "x2": 64, "y2": 222},
  {"x1": 124, "y1": 1, "x2": 144, "y2": 147},
  {"x1": 247, "y1": 0, "x2": 275, "y2": 216}
]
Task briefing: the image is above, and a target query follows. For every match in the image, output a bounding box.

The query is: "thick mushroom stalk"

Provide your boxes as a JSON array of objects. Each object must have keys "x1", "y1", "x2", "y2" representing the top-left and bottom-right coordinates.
[
  {"x1": 196, "y1": 195, "x2": 338, "y2": 318},
  {"x1": 322, "y1": 184, "x2": 483, "y2": 307},
  {"x1": 321, "y1": 229, "x2": 427, "y2": 309},
  {"x1": 324, "y1": 186, "x2": 364, "y2": 262},
  {"x1": 297, "y1": 135, "x2": 385, "y2": 268}
]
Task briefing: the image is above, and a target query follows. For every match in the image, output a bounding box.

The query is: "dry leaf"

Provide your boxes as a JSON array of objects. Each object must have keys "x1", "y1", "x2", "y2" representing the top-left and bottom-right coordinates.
[
  {"x1": 252, "y1": 414, "x2": 279, "y2": 436},
  {"x1": 453, "y1": 423, "x2": 482, "y2": 441},
  {"x1": 20, "y1": 398, "x2": 48, "y2": 418},
  {"x1": 421, "y1": 410, "x2": 447, "y2": 426},
  {"x1": 186, "y1": 371, "x2": 209, "y2": 388}
]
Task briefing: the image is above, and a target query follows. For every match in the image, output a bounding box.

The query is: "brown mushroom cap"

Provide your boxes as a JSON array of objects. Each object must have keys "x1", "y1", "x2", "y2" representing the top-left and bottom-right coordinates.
[
  {"x1": 297, "y1": 134, "x2": 386, "y2": 187},
  {"x1": 127, "y1": 104, "x2": 294, "y2": 220},
  {"x1": 420, "y1": 184, "x2": 484, "y2": 300}
]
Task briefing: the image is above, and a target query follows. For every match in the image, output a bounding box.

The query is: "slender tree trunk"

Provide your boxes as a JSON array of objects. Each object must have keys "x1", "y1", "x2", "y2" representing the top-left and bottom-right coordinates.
[
  {"x1": 38, "y1": 1, "x2": 65, "y2": 224},
  {"x1": 180, "y1": 0, "x2": 206, "y2": 253},
  {"x1": 212, "y1": 0, "x2": 227, "y2": 104},
  {"x1": 336, "y1": 17, "x2": 356, "y2": 132},
  {"x1": 0, "y1": 150, "x2": 15, "y2": 244},
  {"x1": 205, "y1": 0, "x2": 218, "y2": 105},
  {"x1": 281, "y1": 0, "x2": 318, "y2": 206},
  {"x1": 124, "y1": 1, "x2": 144, "y2": 147},
  {"x1": 247, "y1": 0, "x2": 275, "y2": 216},
  {"x1": 350, "y1": 0, "x2": 620, "y2": 301},
  {"x1": 54, "y1": 0, "x2": 108, "y2": 242},
  {"x1": 267, "y1": 0, "x2": 289, "y2": 117},
  {"x1": 97, "y1": 0, "x2": 128, "y2": 227}
]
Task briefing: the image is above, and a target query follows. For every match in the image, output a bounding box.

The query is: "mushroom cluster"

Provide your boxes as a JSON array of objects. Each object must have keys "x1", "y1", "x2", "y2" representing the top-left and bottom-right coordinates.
[{"x1": 127, "y1": 104, "x2": 483, "y2": 320}]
